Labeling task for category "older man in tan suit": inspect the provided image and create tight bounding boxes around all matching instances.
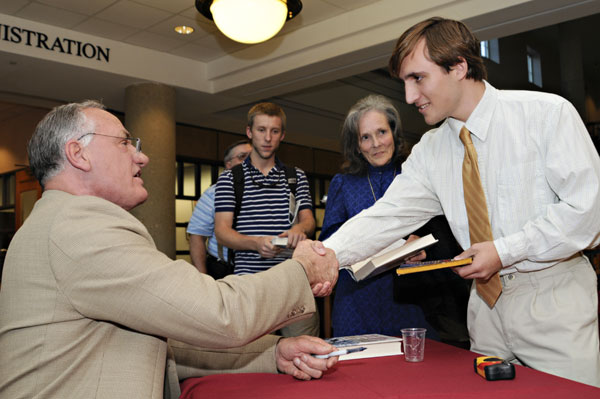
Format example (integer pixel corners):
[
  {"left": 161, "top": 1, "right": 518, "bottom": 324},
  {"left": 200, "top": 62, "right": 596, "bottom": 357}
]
[{"left": 0, "top": 101, "right": 339, "bottom": 399}]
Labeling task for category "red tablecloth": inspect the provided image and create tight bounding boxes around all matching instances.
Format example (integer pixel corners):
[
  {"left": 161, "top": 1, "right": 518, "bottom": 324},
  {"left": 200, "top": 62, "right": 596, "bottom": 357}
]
[{"left": 180, "top": 339, "right": 599, "bottom": 399}]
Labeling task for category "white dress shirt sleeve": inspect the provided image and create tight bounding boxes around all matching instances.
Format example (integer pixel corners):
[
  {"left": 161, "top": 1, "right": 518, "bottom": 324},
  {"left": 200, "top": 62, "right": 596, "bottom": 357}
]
[{"left": 493, "top": 100, "right": 600, "bottom": 268}]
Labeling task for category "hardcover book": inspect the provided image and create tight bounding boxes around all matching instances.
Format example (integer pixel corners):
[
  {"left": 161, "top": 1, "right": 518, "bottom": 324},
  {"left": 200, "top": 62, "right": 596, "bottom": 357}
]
[
  {"left": 325, "top": 334, "right": 403, "bottom": 360},
  {"left": 396, "top": 257, "right": 473, "bottom": 275},
  {"left": 344, "top": 234, "right": 438, "bottom": 282}
]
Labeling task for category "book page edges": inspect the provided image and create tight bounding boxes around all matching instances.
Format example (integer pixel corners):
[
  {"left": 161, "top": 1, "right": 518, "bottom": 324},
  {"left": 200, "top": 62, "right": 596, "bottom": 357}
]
[
  {"left": 372, "top": 234, "right": 437, "bottom": 266},
  {"left": 339, "top": 341, "right": 403, "bottom": 360}
]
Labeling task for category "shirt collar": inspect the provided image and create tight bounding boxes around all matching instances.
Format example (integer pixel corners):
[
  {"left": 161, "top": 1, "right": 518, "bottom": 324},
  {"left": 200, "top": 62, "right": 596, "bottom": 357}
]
[
  {"left": 448, "top": 80, "right": 497, "bottom": 142},
  {"left": 367, "top": 161, "right": 396, "bottom": 174},
  {"left": 244, "top": 156, "right": 283, "bottom": 174}
]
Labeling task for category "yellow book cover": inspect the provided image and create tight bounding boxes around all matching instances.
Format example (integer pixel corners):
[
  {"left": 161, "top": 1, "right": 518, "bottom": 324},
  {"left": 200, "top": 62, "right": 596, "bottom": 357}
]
[{"left": 396, "top": 258, "right": 473, "bottom": 275}]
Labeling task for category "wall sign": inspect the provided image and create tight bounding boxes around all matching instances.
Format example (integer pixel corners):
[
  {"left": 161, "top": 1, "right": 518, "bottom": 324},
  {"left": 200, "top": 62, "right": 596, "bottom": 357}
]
[{"left": 1, "top": 22, "right": 110, "bottom": 63}]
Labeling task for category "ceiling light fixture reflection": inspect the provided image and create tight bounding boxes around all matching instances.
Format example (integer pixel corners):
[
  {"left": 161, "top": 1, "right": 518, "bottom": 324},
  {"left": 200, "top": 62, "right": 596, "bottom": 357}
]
[
  {"left": 174, "top": 25, "right": 195, "bottom": 35},
  {"left": 195, "top": 0, "right": 302, "bottom": 44}
]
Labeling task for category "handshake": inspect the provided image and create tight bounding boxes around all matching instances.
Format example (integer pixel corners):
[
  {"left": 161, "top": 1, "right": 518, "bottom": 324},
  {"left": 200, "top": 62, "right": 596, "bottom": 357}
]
[{"left": 292, "top": 240, "right": 339, "bottom": 297}]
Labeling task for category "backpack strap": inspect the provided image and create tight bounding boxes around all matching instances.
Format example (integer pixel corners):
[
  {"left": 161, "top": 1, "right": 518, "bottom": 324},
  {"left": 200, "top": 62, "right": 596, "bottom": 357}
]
[
  {"left": 231, "top": 163, "right": 245, "bottom": 228},
  {"left": 283, "top": 165, "right": 297, "bottom": 196},
  {"left": 227, "top": 163, "right": 245, "bottom": 267},
  {"left": 283, "top": 165, "right": 299, "bottom": 224}
]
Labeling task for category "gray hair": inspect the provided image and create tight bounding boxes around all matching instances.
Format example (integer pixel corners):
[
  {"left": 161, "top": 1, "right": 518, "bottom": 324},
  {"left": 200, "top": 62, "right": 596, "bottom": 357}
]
[
  {"left": 223, "top": 139, "right": 250, "bottom": 164},
  {"left": 340, "top": 94, "right": 404, "bottom": 175},
  {"left": 28, "top": 100, "right": 105, "bottom": 187}
]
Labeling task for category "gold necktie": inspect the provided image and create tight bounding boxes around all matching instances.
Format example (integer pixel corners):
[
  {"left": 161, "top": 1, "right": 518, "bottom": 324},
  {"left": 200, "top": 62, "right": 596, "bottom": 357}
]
[{"left": 459, "top": 126, "right": 502, "bottom": 308}]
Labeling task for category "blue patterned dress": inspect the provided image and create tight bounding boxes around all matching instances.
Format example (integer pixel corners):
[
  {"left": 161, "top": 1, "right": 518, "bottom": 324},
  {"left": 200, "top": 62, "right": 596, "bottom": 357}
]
[{"left": 320, "top": 162, "right": 438, "bottom": 338}]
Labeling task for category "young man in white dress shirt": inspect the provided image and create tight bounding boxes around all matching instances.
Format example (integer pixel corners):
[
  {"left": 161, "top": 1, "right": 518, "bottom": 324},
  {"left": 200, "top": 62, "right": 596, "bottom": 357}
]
[{"left": 324, "top": 17, "right": 600, "bottom": 386}]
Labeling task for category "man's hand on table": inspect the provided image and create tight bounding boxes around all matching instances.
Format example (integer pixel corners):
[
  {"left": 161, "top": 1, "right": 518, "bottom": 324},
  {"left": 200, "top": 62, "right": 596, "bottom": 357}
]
[
  {"left": 276, "top": 335, "right": 338, "bottom": 380},
  {"left": 292, "top": 240, "right": 338, "bottom": 297}
]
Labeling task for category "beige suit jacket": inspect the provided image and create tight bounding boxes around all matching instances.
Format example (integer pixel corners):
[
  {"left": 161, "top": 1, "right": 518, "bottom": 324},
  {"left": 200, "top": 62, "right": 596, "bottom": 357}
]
[{"left": 0, "top": 190, "right": 314, "bottom": 398}]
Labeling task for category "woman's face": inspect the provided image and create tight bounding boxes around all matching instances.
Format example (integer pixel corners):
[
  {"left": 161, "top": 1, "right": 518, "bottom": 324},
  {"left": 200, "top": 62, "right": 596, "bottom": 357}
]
[{"left": 358, "top": 109, "right": 395, "bottom": 167}]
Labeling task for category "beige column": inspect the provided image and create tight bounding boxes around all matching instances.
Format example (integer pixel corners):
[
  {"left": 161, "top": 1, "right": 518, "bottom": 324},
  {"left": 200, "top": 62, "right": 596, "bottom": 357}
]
[{"left": 125, "top": 83, "right": 176, "bottom": 258}]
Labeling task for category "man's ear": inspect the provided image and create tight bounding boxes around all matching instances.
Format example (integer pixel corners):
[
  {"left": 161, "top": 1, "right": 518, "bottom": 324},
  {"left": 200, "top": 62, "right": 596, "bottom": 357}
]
[
  {"left": 246, "top": 126, "right": 253, "bottom": 140},
  {"left": 452, "top": 57, "right": 469, "bottom": 80},
  {"left": 64, "top": 140, "right": 91, "bottom": 172}
]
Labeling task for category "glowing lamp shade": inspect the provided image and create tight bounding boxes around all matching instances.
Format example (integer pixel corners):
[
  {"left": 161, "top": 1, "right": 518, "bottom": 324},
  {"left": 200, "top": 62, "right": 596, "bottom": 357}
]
[{"left": 210, "top": 0, "right": 287, "bottom": 44}]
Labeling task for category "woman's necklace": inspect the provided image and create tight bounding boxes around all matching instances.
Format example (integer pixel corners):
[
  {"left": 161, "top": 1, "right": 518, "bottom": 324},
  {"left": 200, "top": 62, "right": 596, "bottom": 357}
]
[{"left": 367, "top": 166, "right": 396, "bottom": 202}]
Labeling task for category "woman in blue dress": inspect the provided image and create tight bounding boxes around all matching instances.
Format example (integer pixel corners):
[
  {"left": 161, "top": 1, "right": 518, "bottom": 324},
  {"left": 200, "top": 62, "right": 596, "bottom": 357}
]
[{"left": 320, "top": 95, "right": 439, "bottom": 338}]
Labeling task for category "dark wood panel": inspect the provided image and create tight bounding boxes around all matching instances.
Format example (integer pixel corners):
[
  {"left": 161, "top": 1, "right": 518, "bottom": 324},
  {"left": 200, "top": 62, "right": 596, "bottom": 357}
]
[
  {"left": 314, "top": 149, "right": 342, "bottom": 176},
  {"left": 176, "top": 125, "right": 218, "bottom": 161}
]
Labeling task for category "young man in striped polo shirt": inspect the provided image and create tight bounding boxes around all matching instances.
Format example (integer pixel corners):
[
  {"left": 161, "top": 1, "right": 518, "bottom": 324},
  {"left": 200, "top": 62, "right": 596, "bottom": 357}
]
[{"left": 214, "top": 102, "right": 319, "bottom": 337}]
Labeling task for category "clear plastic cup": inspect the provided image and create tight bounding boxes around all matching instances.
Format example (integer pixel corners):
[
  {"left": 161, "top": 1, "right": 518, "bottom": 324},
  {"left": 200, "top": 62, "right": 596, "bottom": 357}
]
[{"left": 401, "top": 328, "right": 427, "bottom": 362}]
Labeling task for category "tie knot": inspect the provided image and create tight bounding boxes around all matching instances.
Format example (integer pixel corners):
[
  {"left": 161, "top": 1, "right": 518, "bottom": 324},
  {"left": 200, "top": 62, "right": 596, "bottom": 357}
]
[{"left": 459, "top": 126, "right": 472, "bottom": 146}]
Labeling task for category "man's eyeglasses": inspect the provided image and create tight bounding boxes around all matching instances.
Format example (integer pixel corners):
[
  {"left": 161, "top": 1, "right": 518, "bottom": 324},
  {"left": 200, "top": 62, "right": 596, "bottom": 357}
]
[
  {"left": 232, "top": 152, "right": 250, "bottom": 161},
  {"left": 77, "top": 132, "right": 142, "bottom": 153}
]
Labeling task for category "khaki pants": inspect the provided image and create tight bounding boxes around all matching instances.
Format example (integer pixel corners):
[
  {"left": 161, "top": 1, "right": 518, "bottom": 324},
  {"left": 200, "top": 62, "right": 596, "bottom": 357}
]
[{"left": 468, "top": 255, "right": 600, "bottom": 387}]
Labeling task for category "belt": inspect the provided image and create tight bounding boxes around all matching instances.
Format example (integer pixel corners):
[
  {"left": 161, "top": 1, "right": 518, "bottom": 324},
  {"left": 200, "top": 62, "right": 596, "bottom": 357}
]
[{"left": 499, "top": 255, "right": 589, "bottom": 288}]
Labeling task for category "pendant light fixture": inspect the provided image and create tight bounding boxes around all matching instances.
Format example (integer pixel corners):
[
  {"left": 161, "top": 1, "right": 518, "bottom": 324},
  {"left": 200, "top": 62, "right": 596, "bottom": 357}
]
[{"left": 195, "top": 0, "right": 302, "bottom": 44}]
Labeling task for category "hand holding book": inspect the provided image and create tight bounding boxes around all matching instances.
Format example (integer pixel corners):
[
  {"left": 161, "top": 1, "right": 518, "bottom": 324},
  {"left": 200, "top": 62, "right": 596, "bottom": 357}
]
[
  {"left": 320, "top": 334, "right": 402, "bottom": 360},
  {"left": 344, "top": 234, "right": 439, "bottom": 281},
  {"left": 313, "top": 347, "right": 367, "bottom": 359},
  {"left": 404, "top": 234, "right": 427, "bottom": 262}
]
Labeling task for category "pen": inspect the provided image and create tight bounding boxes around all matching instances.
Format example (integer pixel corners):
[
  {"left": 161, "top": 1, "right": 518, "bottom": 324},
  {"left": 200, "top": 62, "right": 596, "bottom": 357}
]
[{"left": 313, "top": 346, "right": 367, "bottom": 359}]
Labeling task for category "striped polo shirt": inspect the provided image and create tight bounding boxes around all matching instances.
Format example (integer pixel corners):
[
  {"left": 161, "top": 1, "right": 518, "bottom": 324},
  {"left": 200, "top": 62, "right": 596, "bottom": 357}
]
[{"left": 214, "top": 158, "right": 312, "bottom": 274}]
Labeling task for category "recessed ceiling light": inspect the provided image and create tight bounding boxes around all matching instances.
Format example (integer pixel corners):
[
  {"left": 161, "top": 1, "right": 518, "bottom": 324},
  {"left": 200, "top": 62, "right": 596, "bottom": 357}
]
[{"left": 174, "top": 25, "right": 195, "bottom": 35}]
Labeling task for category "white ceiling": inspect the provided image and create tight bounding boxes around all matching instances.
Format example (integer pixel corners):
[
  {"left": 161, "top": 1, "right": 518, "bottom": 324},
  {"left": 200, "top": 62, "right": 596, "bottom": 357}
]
[
  {"left": 2, "top": 0, "right": 382, "bottom": 62},
  {"left": 1, "top": 0, "right": 600, "bottom": 150}
]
